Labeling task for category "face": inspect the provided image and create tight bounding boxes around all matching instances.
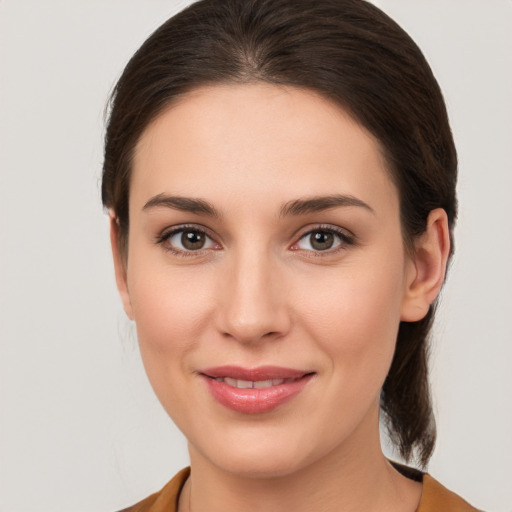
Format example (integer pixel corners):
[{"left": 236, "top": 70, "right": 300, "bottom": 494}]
[{"left": 115, "top": 83, "right": 423, "bottom": 477}]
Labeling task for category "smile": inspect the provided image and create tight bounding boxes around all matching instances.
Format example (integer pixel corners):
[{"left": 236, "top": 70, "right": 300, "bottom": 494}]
[
  {"left": 213, "top": 377, "right": 300, "bottom": 389},
  {"left": 199, "top": 366, "right": 315, "bottom": 414}
]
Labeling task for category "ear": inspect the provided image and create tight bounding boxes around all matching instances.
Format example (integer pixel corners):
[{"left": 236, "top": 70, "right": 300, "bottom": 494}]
[
  {"left": 109, "top": 212, "right": 134, "bottom": 320},
  {"left": 400, "top": 208, "right": 451, "bottom": 322}
]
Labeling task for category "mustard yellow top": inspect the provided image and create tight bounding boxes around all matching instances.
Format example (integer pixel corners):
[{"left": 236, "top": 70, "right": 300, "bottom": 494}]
[{"left": 119, "top": 467, "right": 482, "bottom": 512}]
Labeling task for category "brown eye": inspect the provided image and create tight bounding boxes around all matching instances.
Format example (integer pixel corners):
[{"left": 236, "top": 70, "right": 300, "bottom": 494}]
[
  {"left": 310, "top": 231, "right": 334, "bottom": 251},
  {"left": 181, "top": 230, "right": 206, "bottom": 250},
  {"left": 165, "top": 228, "right": 217, "bottom": 252},
  {"left": 294, "top": 227, "right": 349, "bottom": 253}
]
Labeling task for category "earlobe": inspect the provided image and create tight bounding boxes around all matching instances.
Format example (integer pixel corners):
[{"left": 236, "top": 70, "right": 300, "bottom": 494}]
[
  {"left": 109, "top": 213, "right": 134, "bottom": 320},
  {"left": 400, "top": 208, "right": 451, "bottom": 322}
]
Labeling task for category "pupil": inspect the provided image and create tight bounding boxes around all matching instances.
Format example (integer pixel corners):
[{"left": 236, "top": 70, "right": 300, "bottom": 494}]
[
  {"left": 311, "top": 231, "right": 333, "bottom": 250},
  {"left": 182, "top": 231, "right": 204, "bottom": 250}
]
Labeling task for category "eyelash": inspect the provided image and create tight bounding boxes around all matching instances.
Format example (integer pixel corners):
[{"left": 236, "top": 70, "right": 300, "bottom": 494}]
[
  {"left": 155, "top": 224, "right": 356, "bottom": 258},
  {"left": 156, "top": 224, "right": 220, "bottom": 258},
  {"left": 291, "top": 225, "right": 356, "bottom": 257}
]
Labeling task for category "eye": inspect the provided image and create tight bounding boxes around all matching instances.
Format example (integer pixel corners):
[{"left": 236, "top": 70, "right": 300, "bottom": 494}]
[
  {"left": 159, "top": 227, "right": 219, "bottom": 253},
  {"left": 297, "top": 230, "right": 341, "bottom": 251},
  {"left": 292, "top": 227, "right": 354, "bottom": 253}
]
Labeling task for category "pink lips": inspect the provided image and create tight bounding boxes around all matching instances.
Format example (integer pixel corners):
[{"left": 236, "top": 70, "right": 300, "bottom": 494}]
[{"left": 199, "top": 365, "right": 314, "bottom": 414}]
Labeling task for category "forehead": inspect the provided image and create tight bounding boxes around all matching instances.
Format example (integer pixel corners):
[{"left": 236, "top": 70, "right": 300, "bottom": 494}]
[{"left": 131, "top": 83, "right": 398, "bottom": 216}]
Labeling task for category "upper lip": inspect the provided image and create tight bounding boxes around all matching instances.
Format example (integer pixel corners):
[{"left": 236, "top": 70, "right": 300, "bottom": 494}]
[{"left": 199, "top": 365, "right": 313, "bottom": 381}]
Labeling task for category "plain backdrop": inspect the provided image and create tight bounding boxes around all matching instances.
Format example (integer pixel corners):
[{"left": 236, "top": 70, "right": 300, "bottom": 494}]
[{"left": 0, "top": 1, "right": 511, "bottom": 511}]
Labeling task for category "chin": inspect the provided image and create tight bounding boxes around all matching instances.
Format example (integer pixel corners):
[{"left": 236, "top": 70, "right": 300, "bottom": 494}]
[
  {"left": 209, "top": 448, "right": 312, "bottom": 479},
  {"left": 188, "top": 419, "right": 339, "bottom": 480}
]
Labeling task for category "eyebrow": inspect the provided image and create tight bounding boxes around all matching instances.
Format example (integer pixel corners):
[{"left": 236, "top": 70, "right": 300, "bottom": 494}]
[
  {"left": 279, "top": 194, "right": 375, "bottom": 217},
  {"left": 142, "top": 193, "right": 374, "bottom": 218},
  {"left": 142, "top": 193, "right": 221, "bottom": 218}
]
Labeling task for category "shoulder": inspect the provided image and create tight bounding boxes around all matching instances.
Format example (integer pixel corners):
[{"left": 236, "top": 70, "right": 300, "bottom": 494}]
[
  {"left": 116, "top": 465, "right": 483, "bottom": 512},
  {"left": 116, "top": 467, "right": 190, "bottom": 512},
  {"left": 390, "top": 461, "right": 482, "bottom": 511},
  {"left": 418, "top": 473, "right": 483, "bottom": 512}
]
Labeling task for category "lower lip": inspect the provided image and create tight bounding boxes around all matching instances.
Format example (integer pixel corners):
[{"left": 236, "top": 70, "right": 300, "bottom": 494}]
[{"left": 202, "top": 374, "right": 314, "bottom": 414}]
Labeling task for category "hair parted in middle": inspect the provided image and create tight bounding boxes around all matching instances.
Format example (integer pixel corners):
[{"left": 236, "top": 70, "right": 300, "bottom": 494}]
[{"left": 102, "top": 0, "right": 457, "bottom": 467}]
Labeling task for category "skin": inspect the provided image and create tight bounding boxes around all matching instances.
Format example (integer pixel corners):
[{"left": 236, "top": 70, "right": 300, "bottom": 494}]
[{"left": 110, "top": 83, "right": 450, "bottom": 512}]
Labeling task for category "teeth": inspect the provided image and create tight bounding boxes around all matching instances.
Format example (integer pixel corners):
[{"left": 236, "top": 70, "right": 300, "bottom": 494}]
[
  {"left": 218, "top": 377, "right": 293, "bottom": 389},
  {"left": 236, "top": 379, "right": 254, "bottom": 389},
  {"left": 254, "top": 379, "right": 273, "bottom": 388}
]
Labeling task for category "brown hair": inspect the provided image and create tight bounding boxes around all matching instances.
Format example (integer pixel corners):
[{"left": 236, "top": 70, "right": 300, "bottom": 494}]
[{"left": 102, "top": 0, "right": 457, "bottom": 467}]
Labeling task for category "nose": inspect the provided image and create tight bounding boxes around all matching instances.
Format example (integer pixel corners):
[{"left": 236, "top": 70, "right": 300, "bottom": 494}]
[{"left": 215, "top": 248, "right": 291, "bottom": 344}]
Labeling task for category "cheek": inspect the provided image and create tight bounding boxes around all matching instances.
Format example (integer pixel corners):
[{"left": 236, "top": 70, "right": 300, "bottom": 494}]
[
  {"left": 296, "top": 259, "right": 405, "bottom": 378},
  {"left": 125, "top": 252, "right": 219, "bottom": 412},
  {"left": 128, "top": 260, "right": 214, "bottom": 349},
  {"left": 125, "top": 261, "right": 218, "bottom": 426}
]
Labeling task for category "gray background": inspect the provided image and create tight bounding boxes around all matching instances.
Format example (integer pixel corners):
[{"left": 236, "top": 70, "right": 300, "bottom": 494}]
[{"left": 0, "top": 1, "right": 511, "bottom": 511}]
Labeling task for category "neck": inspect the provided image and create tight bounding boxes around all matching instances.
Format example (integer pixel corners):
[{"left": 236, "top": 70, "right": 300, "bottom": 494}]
[{"left": 182, "top": 407, "right": 422, "bottom": 512}]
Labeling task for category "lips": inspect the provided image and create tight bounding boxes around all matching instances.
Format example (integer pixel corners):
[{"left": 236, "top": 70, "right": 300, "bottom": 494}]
[
  {"left": 199, "top": 365, "right": 315, "bottom": 414},
  {"left": 216, "top": 377, "right": 298, "bottom": 389}
]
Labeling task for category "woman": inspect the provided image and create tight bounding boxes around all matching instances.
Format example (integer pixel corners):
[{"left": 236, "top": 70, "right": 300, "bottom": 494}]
[{"left": 102, "top": 0, "right": 480, "bottom": 510}]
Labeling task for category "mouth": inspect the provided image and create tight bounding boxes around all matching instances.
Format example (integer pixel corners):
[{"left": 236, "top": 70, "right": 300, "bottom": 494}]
[
  {"left": 199, "top": 366, "right": 315, "bottom": 414},
  {"left": 210, "top": 376, "right": 303, "bottom": 389}
]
